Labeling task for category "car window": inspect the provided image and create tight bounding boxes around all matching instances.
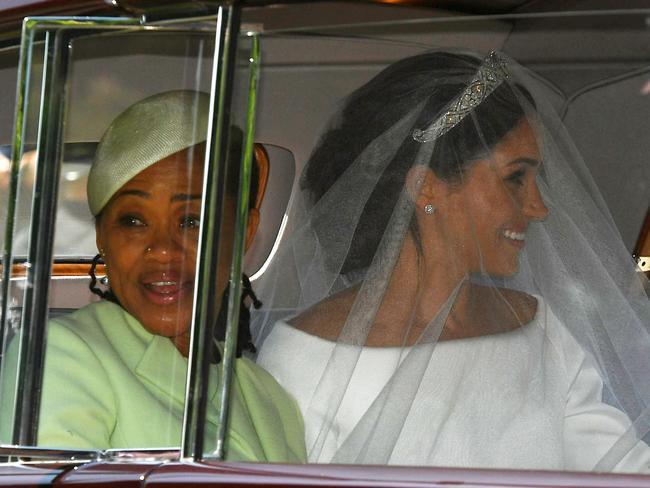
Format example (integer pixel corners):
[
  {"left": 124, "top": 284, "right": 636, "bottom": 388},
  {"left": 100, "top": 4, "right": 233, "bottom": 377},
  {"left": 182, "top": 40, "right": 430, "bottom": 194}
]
[
  {"left": 242, "top": 3, "right": 650, "bottom": 473},
  {"left": 0, "top": 32, "right": 293, "bottom": 276},
  {"left": 562, "top": 70, "right": 650, "bottom": 250},
  {"left": 0, "top": 19, "right": 257, "bottom": 457}
]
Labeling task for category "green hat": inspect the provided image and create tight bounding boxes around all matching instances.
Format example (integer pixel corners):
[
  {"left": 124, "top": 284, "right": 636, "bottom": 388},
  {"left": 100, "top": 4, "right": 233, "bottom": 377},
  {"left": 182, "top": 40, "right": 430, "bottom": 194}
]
[{"left": 87, "top": 90, "right": 209, "bottom": 215}]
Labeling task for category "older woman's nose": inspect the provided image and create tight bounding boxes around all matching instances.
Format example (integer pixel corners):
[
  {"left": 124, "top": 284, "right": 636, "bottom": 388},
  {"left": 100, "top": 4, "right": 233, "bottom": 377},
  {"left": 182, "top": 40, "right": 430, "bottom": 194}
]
[
  {"left": 524, "top": 182, "right": 549, "bottom": 221},
  {"left": 145, "top": 228, "right": 183, "bottom": 261}
]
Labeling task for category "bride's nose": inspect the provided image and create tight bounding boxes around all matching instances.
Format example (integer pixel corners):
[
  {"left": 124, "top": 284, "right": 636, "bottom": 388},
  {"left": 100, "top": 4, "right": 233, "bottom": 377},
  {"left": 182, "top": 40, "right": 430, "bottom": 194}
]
[{"left": 524, "top": 180, "right": 549, "bottom": 221}]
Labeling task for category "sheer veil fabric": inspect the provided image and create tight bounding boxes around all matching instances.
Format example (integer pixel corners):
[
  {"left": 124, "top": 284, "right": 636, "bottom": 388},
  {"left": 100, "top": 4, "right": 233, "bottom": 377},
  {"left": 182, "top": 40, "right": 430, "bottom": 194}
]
[{"left": 252, "top": 50, "right": 650, "bottom": 470}]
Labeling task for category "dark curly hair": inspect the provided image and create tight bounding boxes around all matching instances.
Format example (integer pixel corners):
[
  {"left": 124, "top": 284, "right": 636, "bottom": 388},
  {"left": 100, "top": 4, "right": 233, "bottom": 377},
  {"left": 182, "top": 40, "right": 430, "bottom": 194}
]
[{"left": 301, "top": 51, "right": 534, "bottom": 275}]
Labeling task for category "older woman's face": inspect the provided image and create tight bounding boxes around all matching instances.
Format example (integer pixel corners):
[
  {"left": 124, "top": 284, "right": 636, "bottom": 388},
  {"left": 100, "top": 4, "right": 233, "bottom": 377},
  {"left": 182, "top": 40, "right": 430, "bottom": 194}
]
[{"left": 96, "top": 149, "right": 204, "bottom": 356}]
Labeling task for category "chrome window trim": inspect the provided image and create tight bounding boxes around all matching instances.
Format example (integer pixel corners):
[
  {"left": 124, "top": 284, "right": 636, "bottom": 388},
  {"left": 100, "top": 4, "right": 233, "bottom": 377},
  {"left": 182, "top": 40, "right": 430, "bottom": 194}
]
[
  {"left": 0, "top": 15, "right": 142, "bottom": 448},
  {"left": 0, "top": 8, "right": 252, "bottom": 462}
]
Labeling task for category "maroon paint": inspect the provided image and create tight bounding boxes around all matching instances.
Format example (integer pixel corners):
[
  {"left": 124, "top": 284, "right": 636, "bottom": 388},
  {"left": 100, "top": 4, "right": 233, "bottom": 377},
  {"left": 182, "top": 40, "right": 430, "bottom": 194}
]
[
  {"left": 143, "top": 461, "right": 650, "bottom": 488},
  {"left": 0, "top": 463, "right": 67, "bottom": 487},
  {"left": 53, "top": 461, "right": 158, "bottom": 488}
]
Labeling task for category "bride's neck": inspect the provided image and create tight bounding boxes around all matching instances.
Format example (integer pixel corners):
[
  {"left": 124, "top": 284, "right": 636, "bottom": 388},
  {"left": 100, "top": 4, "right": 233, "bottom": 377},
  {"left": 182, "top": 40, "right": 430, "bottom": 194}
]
[{"left": 372, "top": 235, "right": 467, "bottom": 346}]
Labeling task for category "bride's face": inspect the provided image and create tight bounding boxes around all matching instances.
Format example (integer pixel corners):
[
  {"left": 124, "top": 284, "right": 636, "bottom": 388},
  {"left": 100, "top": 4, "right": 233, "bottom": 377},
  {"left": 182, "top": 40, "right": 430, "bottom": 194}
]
[{"left": 439, "top": 119, "right": 549, "bottom": 277}]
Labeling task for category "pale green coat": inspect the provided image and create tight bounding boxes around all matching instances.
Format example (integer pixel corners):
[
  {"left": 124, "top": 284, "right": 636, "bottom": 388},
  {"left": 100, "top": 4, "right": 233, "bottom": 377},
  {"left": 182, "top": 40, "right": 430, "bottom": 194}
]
[{"left": 0, "top": 301, "right": 306, "bottom": 462}]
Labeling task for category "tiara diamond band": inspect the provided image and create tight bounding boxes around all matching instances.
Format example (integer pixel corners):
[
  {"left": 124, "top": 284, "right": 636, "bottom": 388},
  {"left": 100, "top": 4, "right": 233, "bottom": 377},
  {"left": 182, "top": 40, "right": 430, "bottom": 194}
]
[{"left": 412, "top": 51, "right": 509, "bottom": 143}]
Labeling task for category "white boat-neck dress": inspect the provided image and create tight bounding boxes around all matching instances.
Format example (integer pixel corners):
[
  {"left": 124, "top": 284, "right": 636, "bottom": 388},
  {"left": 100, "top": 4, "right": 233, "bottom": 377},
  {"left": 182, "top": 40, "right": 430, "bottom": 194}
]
[{"left": 257, "top": 297, "right": 650, "bottom": 471}]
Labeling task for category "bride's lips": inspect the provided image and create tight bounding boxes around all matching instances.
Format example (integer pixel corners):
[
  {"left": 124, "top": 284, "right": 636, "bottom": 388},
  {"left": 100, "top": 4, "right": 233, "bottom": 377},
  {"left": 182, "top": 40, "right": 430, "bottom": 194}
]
[
  {"left": 140, "top": 272, "right": 194, "bottom": 306},
  {"left": 501, "top": 228, "right": 526, "bottom": 250}
]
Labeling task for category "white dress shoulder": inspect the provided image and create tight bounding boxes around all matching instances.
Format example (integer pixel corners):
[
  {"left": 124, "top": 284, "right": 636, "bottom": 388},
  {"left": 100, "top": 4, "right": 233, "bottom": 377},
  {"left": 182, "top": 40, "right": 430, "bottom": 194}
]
[{"left": 257, "top": 297, "right": 650, "bottom": 471}]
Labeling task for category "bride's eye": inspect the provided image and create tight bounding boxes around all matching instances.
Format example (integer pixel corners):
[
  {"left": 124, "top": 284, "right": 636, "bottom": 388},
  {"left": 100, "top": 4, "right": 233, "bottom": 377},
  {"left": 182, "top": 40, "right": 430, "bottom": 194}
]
[{"left": 505, "top": 169, "right": 525, "bottom": 186}]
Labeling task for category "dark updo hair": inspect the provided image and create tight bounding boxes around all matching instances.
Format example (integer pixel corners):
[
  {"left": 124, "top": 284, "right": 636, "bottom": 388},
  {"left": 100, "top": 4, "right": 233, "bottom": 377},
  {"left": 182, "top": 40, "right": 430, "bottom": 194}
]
[{"left": 301, "top": 51, "right": 534, "bottom": 275}]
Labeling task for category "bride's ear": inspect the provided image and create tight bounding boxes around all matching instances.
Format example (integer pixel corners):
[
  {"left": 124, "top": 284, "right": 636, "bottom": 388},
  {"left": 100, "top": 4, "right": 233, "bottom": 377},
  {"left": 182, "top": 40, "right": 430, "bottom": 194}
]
[{"left": 406, "top": 165, "right": 440, "bottom": 211}]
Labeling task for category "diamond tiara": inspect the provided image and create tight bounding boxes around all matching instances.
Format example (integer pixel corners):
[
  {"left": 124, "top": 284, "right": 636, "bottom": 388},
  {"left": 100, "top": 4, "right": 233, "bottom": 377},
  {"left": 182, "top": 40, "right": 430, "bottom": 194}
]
[{"left": 412, "top": 51, "right": 510, "bottom": 143}]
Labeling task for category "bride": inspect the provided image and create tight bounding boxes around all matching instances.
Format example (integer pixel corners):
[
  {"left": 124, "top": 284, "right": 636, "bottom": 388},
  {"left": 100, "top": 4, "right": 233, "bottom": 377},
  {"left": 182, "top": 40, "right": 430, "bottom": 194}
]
[{"left": 253, "top": 50, "right": 650, "bottom": 471}]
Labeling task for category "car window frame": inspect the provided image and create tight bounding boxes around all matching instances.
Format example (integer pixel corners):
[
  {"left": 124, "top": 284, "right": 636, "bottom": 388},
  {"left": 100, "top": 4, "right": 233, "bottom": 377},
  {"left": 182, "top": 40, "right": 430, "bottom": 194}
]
[{"left": 0, "top": 4, "right": 255, "bottom": 463}]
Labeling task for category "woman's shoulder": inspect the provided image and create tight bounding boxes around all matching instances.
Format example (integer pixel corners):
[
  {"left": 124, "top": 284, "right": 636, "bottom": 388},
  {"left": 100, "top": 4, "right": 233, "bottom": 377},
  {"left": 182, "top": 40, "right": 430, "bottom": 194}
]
[
  {"left": 256, "top": 318, "right": 336, "bottom": 383},
  {"left": 232, "top": 357, "right": 307, "bottom": 462},
  {"left": 285, "top": 285, "right": 541, "bottom": 341},
  {"left": 288, "top": 287, "right": 358, "bottom": 341},
  {"left": 51, "top": 300, "right": 123, "bottom": 328},
  {"left": 498, "top": 287, "right": 539, "bottom": 324},
  {"left": 47, "top": 301, "right": 153, "bottom": 364},
  {"left": 471, "top": 285, "right": 540, "bottom": 329},
  {"left": 48, "top": 301, "right": 117, "bottom": 340},
  {"left": 51, "top": 300, "right": 149, "bottom": 342},
  {"left": 237, "top": 356, "right": 293, "bottom": 391},
  {"left": 44, "top": 302, "right": 119, "bottom": 362}
]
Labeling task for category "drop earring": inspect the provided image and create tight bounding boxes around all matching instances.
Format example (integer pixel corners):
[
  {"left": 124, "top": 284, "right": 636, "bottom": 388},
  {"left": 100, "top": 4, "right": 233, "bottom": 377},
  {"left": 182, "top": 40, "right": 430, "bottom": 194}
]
[
  {"left": 424, "top": 203, "right": 436, "bottom": 215},
  {"left": 98, "top": 249, "right": 109, "bottom": 286},
  {"left": 89, "top": 253, "right": 113, "bottom": 300}
]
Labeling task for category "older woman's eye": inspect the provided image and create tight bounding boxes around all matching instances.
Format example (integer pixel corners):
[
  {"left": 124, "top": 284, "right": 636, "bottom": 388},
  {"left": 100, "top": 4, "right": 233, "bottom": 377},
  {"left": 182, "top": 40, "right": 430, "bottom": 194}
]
[
  {"left": 118, "top": 214, "right": 145, "bottom": 227},
  {"left": 180, "top": 215, "right": 200, "bottom": 229}
]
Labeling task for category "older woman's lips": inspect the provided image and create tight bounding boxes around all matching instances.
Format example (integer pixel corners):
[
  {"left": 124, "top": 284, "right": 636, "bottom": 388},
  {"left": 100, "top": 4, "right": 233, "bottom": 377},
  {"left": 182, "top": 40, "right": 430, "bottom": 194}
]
[{"left": 142, "top": 280, "right": 192, "bottom": 306}]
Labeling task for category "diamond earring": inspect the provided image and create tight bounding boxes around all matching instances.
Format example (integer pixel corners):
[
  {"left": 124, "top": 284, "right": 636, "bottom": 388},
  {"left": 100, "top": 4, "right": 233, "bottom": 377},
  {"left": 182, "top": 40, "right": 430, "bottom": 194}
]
[{"left": 424, "top": 204, "right": 436, "bottom": 215}]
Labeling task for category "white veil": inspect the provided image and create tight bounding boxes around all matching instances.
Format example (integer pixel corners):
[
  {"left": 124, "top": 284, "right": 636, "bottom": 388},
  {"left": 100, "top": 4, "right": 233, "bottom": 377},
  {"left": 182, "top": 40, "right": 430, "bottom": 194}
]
[{"left": 252, "top": 50, "right": 650, "bottom": 471}]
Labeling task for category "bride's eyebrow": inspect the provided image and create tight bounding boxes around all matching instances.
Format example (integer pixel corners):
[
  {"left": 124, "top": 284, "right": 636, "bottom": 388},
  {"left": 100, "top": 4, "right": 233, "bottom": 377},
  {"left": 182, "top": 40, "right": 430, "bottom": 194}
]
[{"left": 508, "top": 157, "right": 540, "bottom": 167}]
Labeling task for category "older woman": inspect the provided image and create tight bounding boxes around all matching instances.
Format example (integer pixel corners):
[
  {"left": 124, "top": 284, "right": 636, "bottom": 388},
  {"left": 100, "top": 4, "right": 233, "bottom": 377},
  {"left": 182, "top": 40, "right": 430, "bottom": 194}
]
[
  {"left": 253, "top": 51, "right": 650, "bottom": 470},
  {"left": 1, "top": 90, "right": 306, "bottom": 462}
]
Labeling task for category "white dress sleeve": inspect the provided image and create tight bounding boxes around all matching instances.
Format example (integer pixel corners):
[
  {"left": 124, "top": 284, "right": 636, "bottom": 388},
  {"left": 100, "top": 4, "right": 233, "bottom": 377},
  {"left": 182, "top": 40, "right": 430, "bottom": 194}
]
[{"left": 549, "top": 306, "right": 650, "bottom": 473}]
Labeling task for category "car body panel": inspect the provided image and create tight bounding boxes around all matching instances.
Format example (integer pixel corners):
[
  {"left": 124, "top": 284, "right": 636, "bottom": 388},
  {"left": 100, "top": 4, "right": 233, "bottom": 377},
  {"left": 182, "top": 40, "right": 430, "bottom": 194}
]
[
  {"left": 53, "top": 461, "right": 156, "bottom": 488},
  {"left": 143, "top": 461, "right": 650, "bottom": 488},
  {"left": 0, "top": 463, "right": 67, "bottom": 486}
]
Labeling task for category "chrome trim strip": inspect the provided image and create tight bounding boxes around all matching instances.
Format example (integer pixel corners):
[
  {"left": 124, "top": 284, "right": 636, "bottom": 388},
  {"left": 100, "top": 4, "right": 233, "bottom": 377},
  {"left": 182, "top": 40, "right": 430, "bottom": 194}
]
[
  {"left": 0, "top": 445, "right": 180, "bottom": 463},
  {"left": 0, "top": 444, "right": 101, "bottom": 462},
  {"left": 212, "top": 32, "right": 261, "bottom": 460},
  {"left": 182, "top": 1, "right": 242, "bottom": 461},
  {"left": 13, "top": 23, "right": 71, "bottom": 446},
  {"left": 0, "top": 15, "right": 141, "bottom": 449}
]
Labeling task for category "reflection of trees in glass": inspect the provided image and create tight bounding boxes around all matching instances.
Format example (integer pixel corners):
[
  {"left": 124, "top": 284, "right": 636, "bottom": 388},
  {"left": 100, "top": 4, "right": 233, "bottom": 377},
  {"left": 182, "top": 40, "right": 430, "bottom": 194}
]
[
  {"left": 0, "top": 150, "right": 10, "bottom": 256},
  {"left": 0, "top": 149, "right": 37, "bottom": 257},
  {"left": 54, "top": 159, "right": 96, "bottom": 258},
  {"left": 0, "top": 148, "right": 96, "bottom": 258}
]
